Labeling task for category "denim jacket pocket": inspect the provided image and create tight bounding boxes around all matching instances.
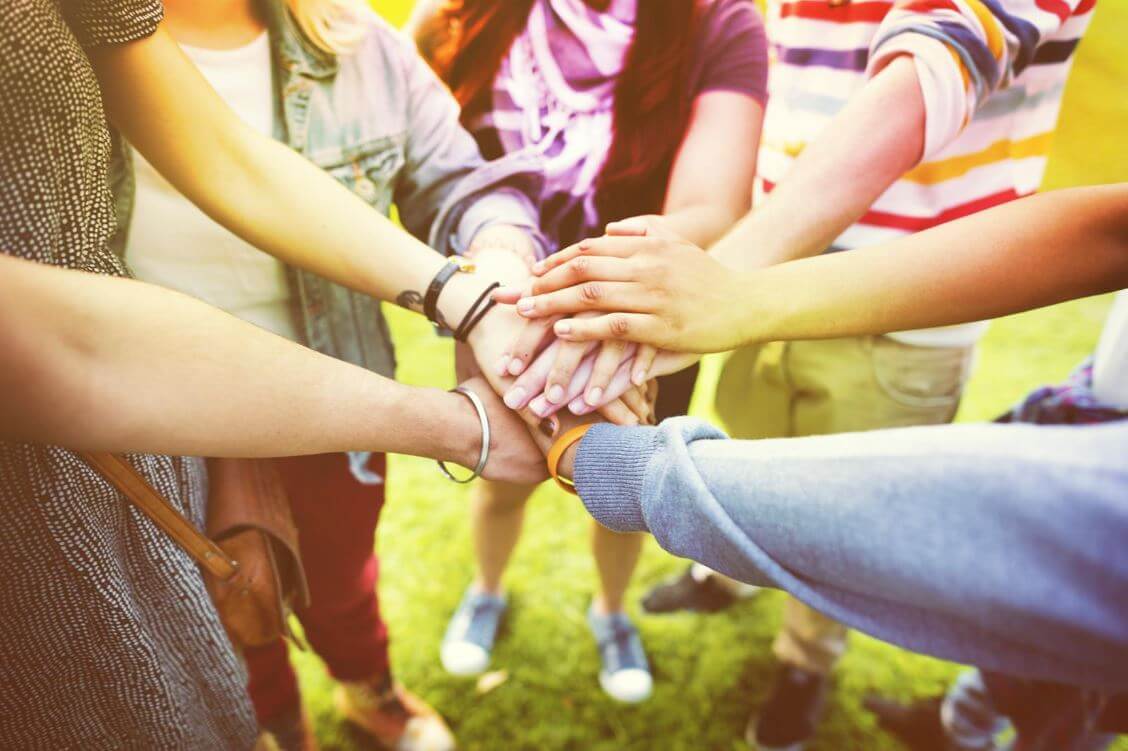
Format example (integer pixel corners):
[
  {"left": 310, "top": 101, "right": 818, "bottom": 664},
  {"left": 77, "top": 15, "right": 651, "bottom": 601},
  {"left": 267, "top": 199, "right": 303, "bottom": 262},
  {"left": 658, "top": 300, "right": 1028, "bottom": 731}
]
[
  {"left": 294, "top": 136, "right": 406, "bottom": 382},
  {"left": 318, "top": 134, "right": 407, "bottom": 212},
  {"left": 868, "top": 335, "right": 973, "bottom": 411}
]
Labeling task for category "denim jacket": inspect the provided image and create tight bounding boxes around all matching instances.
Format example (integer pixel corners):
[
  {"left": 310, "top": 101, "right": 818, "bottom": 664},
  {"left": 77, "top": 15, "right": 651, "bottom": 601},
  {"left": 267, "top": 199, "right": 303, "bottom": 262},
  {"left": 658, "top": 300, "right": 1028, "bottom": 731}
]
[{"left": 108, "top": 1, "right": 543, "bottom": 379}]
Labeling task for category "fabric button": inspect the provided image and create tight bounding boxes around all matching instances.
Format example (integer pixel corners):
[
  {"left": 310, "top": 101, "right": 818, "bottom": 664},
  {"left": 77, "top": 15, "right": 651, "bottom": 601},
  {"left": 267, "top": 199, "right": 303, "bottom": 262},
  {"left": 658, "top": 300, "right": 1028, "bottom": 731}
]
[{"left": 355, "top": 177, "right": 377, "bottom": 202}]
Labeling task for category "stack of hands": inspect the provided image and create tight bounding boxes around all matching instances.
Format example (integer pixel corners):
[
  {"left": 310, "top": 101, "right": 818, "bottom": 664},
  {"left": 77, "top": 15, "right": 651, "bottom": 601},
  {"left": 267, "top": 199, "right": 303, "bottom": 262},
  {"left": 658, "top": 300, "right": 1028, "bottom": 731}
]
[{"left": 452, "top": 218, "right": 714, "bottom": 485}]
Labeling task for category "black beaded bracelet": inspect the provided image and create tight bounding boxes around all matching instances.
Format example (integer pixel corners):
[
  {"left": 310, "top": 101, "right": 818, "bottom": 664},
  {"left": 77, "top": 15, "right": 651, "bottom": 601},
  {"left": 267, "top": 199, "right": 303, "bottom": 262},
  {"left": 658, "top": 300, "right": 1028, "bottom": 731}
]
[{"left": 454, "top": 282, "right": 501, "bottom": 342}]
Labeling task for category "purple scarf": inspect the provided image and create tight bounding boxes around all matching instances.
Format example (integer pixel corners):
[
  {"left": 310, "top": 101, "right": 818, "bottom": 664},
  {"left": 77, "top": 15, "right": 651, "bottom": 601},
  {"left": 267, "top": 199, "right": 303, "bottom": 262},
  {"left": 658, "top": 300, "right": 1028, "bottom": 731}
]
[{"left": 473, "top": 0, "right": 637, "bottom": 250}]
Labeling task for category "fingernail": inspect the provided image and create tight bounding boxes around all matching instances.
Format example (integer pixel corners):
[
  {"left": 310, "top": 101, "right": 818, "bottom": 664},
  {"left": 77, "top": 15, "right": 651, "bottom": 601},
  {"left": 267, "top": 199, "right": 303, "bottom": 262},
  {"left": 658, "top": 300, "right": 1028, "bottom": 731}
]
[
  {"left": 507, "top": 358, "right": 525, "bottom": 376},
  {"left": 546, "top": 384, "right": 565, "bottom": 404},
  {"left": 530, "top": 396, "right": 552, "bottom": 417},
  {"left": 516, "top": 298, "right": 534, "bottom": 315},
  {"left": 584, "top": 387, "right": 603, "bottom": 406},
  {"left": 496, "top": 355, "right": 511, "bottom": 376},
  {"left": 568, "top": 397, "right": 590, "bottom": 415},
  {"left": 532, "top": 261, "right": 546, "bottom": 274},
  {"left": 539, "top": 417, "right": 558, "bottom": 437},
  {"left": 532, "top": 394, "right": 559, "bottom": 417},
  {"left": 631, "top": 369, "right": 646, "bottom": 386},
  {"left": 503, "top": 386, "right": 526, "bottom": 409},
  {"left": 555, "top": 321, "right": 572, "bottom": 336}
]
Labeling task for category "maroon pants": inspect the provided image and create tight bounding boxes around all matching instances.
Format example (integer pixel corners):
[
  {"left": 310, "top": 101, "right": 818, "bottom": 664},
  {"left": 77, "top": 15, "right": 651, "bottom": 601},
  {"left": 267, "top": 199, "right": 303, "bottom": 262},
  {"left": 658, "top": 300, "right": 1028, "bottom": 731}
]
[{"left": 243, "top": 452, "right": 389, "bottom": 723}]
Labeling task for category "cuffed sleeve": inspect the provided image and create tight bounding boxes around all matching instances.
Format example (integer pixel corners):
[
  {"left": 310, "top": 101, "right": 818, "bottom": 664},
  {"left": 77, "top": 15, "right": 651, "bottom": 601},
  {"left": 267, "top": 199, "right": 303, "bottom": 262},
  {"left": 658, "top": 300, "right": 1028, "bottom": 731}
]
[
  {"left": 454, "top": 187, "right": 549, "bottom": 259},
  {"left": 867, "top": 0, "right": 1086, "bottom": 158},
  {"left": 869, "top": 32, "right": 974, "bottom": 159},
  {"left": 574, "top": 423, "right": 659, "bottom": 532}
]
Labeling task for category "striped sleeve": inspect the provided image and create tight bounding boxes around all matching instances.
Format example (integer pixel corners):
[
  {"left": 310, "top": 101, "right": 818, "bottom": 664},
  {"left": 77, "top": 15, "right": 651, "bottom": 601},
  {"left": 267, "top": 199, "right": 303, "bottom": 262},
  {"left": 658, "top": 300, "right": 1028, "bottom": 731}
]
[{"left": 867, "top": 0, "right": 1091, "bottom": 158}]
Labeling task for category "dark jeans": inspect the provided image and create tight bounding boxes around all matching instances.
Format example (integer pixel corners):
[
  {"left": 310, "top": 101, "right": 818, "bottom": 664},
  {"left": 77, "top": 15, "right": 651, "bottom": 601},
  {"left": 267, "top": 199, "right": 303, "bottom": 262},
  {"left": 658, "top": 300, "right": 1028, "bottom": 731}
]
[{"left": 243, "top": 452, "right": 389, "bottom": 723}]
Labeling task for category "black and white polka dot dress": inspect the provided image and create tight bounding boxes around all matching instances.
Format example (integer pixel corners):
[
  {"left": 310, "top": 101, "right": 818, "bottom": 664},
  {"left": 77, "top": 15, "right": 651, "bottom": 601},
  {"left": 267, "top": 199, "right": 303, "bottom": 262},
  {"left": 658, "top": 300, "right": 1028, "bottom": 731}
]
[{"left": 0, "top": 1, "right": 257, "bottom": 747}]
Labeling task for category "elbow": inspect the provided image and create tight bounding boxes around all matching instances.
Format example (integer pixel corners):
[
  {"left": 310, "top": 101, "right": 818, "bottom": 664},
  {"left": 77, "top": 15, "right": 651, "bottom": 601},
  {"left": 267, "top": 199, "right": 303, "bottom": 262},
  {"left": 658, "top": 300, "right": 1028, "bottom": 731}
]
[{"left": 1097, "top": 184, "right": 1128, "bottom": 285}]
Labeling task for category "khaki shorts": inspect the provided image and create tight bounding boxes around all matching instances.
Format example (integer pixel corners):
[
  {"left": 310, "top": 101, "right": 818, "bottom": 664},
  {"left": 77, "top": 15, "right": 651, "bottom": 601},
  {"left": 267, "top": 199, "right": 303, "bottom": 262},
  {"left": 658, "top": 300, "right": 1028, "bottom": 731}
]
[{"left": 715, "top": 335, "right": 973, "bottom": 440}]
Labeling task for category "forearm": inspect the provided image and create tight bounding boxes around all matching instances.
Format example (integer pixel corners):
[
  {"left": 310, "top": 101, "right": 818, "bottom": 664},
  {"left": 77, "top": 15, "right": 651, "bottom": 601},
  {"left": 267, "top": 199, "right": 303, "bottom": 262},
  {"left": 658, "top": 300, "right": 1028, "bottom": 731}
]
[
  {"left": 736, "top": 185, "right": 1128, "bottom": 344},
  {"left": 658, "top": 91, "right": 761, "bottom": 249},
  {"left": 573, "top": 417, "right": 1128, "bottom": 689},
  {"left": 91, "top": 28, "right": 489, "bottom": 328},
  {"left": 0, "top": 256, "right": 477, "bottom": 463},
  {"left": 710, "top": 56, "right": 924, "bottom": 271}
]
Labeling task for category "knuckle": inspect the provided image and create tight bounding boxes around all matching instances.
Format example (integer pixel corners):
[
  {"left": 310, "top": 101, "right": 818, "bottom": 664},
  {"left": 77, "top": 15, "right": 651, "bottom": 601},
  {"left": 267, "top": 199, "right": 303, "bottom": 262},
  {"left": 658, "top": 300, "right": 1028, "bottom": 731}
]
[
  {"left": 571, "top": 256, "right": 589, "bottom": 278},
  {"left": 579, "top": 282, "right": 603, "bottom": 303},
  {"left": 608, "top": 315, "right": 631, "bottom": 337}
]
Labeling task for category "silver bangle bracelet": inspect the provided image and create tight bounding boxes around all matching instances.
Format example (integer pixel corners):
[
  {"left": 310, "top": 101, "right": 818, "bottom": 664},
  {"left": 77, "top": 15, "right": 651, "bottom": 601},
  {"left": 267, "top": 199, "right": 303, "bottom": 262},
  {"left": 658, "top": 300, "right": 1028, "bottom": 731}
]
[{"left": 437, "top": 385, "right": 491, "bottom": 483}]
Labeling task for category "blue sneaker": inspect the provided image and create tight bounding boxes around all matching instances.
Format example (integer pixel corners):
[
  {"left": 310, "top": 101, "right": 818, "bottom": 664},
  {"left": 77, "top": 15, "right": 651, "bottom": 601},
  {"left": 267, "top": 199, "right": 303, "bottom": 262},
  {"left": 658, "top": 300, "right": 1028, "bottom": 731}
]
[
  {"left": 588, "top": 606, "right": 653, "bottom": 703},
  {"left": 440, "top": 586, "right": 507, "bottom": 676}
]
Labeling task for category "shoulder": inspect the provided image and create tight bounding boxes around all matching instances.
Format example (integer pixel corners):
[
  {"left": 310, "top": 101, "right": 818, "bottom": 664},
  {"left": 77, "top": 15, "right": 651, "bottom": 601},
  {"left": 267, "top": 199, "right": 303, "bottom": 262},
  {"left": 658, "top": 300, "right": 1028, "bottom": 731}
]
[
  {"left": 63, "top": 0, "right": 163, "bottom": 48},
  {"left": 695, "top": 0, "right": 767, "bottom": 47},
  {"left": 338, "top": 8, "right": 430, "bottom": 81},
  {"left": 690, "top": 0, "right": 769, "bottom": 97}
]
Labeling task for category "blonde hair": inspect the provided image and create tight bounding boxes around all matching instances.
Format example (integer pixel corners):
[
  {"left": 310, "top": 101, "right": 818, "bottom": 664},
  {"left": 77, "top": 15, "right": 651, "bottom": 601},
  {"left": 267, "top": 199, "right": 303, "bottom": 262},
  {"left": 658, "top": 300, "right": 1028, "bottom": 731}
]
[{"left": 286, "top": 0, "right": 371, "bottom": 55}]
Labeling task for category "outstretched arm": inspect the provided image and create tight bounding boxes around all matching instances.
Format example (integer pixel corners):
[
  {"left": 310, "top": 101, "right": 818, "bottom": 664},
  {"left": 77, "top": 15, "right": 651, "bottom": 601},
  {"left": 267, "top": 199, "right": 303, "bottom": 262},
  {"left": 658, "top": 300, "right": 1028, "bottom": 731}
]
[
  {"left": 560, "top": 417, "right": 1128, "bottom": 690},
  {"left": 0, "top": 255, "right": 547, "bottom": 484},
  {"left": 709, "top": 0, "right": 1090, "bottom": 271},
  {"left": 709, "top": 56, "right": 924, "bottom": 271},
  {"left": 514, "top": 184, "right": 1128, "bottom": 352},
  {"left": 90, "top": 25, "right": 493, "bottom": 329}
]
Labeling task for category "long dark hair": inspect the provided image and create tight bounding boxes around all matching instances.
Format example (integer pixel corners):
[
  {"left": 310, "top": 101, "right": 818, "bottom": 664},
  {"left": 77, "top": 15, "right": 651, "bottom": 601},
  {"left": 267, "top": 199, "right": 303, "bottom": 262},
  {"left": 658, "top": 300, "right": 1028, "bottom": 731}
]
[{"left": 419, "top": 0, "right": 701, "bottom": 223}]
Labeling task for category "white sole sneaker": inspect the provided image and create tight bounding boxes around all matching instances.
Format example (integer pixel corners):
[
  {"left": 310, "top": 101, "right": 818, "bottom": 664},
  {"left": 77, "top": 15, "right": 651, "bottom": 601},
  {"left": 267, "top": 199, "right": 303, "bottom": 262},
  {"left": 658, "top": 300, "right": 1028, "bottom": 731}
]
[
  {"left": 599, "top": 667, "right": 653, "bottom": 704},
  {"left": 440, "top": 640, "right": 490, "bottom": 677}
]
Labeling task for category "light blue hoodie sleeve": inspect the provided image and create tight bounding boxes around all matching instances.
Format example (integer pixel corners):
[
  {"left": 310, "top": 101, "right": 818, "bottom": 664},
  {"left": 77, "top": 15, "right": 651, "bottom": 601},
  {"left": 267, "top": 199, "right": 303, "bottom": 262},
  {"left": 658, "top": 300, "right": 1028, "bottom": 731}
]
[{"left": 574, "top": 417, "right": 1128, "bottom": 690}]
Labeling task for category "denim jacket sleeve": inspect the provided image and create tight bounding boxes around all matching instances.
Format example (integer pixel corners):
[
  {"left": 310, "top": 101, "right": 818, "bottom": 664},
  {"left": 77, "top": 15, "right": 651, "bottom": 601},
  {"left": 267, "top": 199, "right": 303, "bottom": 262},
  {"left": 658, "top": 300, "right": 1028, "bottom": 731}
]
[
  {"left": 385, "top": 27, "right": 546, "bottom": 257},
  {"left": 574, "top": 417, "right": 1128, "bottom": 690}
]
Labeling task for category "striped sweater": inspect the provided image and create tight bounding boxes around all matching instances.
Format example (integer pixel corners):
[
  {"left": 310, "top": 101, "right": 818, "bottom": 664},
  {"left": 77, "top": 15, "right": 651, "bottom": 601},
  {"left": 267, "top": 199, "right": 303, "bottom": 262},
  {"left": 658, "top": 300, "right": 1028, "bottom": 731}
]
[{"left": 759, "top": 0, "right": 1095, "bottom": 346}]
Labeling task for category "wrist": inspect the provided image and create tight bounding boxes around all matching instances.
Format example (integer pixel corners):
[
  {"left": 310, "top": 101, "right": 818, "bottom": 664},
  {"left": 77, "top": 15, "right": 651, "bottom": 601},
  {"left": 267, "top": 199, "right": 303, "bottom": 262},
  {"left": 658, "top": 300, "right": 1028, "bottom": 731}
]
[
  {"left": 557, "top": 442, "right": 578, "bottom": 482},
  {"left": 395, "top": 386, "right": 481, "bottom": 467},
  {"left": 463, "top": 301, "right": 506, "bottom": 353},
  {"left": 441, "top": 388, "right": 485, "bottom": 468},
  {"left": 435, "top": 271, "right": 496, "bottom": 332},
  {"left": 712, "top": 210, "right": 810, "bottom": 273},
  {"left": 726, "top": 270, "right": 771, "bottom": 347},
  {"left": 468, "top": 225, "right": 539, "bottom": 269},
  {"left": 734, "top": 267, "right": 791, "bottom": 347},
  {"left": 546, "top": 421, "right": 597, "bottom": 492}
]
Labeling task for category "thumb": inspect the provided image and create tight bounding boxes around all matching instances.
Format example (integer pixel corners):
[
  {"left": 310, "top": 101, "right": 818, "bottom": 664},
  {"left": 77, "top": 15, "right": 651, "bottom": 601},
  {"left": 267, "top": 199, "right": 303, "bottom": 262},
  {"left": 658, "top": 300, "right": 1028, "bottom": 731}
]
[
  {"left": 492, "top": 284, "right": 527, "bottom": 304},
  {"left": 605, "top": 216, "right": 650, "bottom": 236},
  {"left": 605, "top": 215, "right": 677, "bottom": 239}
]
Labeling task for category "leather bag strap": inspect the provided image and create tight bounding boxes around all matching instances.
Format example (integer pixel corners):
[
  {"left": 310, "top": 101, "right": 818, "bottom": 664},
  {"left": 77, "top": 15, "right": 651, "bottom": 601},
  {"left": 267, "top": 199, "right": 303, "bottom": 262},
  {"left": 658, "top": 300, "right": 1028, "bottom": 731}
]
[{"left": 79, "top": 451, "right": 240, "bottom": 581}]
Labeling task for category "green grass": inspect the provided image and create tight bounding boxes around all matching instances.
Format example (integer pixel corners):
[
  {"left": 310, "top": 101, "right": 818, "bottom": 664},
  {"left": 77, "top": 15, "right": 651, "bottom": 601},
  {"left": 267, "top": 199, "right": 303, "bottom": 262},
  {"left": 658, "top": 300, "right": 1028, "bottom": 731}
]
[{"left": 295, "top": 3, "right": 1128, "bottom": 748}]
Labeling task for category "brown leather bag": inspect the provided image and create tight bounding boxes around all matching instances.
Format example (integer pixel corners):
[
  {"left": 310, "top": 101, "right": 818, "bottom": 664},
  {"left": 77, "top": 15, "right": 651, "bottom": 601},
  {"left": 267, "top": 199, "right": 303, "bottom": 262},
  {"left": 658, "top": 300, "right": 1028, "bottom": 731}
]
[{"left": 80, "top": 452, "right": 309, "bottom": 649}]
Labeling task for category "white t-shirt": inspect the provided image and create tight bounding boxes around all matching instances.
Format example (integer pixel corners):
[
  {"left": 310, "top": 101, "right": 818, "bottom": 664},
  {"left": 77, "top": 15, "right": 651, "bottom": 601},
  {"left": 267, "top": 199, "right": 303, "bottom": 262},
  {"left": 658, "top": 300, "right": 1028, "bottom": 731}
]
[
  {"left": 1093, "top": 290, "right": 1128, "bottom": 409},
  {"left": 126, "top": 32, "right": 298, "bottom": 341}
]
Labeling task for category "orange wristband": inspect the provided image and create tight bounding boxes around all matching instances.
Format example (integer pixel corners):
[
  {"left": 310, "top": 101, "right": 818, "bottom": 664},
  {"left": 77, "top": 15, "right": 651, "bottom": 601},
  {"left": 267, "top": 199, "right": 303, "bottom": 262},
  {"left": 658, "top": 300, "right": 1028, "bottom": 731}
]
[{"left": 546, "top": 423, "right": 595, "bottom": 495}]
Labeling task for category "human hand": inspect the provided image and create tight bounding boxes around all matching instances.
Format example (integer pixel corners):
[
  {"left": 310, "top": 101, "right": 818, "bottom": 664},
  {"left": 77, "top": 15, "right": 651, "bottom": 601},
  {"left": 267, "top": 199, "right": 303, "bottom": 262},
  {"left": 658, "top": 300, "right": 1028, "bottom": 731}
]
[
  {"left": 455, "top": 376, "right": 549, "bottom": 484},
  {"left": 495, "top": 306, "right": 649, "bottom": 415},
  {"left": 494, "top": 218, "right": 751, "bottom": 354},
  {"left": 499, "top": 334, "right": 697, "bottom": 419},
  {"left": 469, "top": 304, "right": 648, "bottom": 426},
  {"left": 498, "top": 337, "right": 651, "bottom": 424}
]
